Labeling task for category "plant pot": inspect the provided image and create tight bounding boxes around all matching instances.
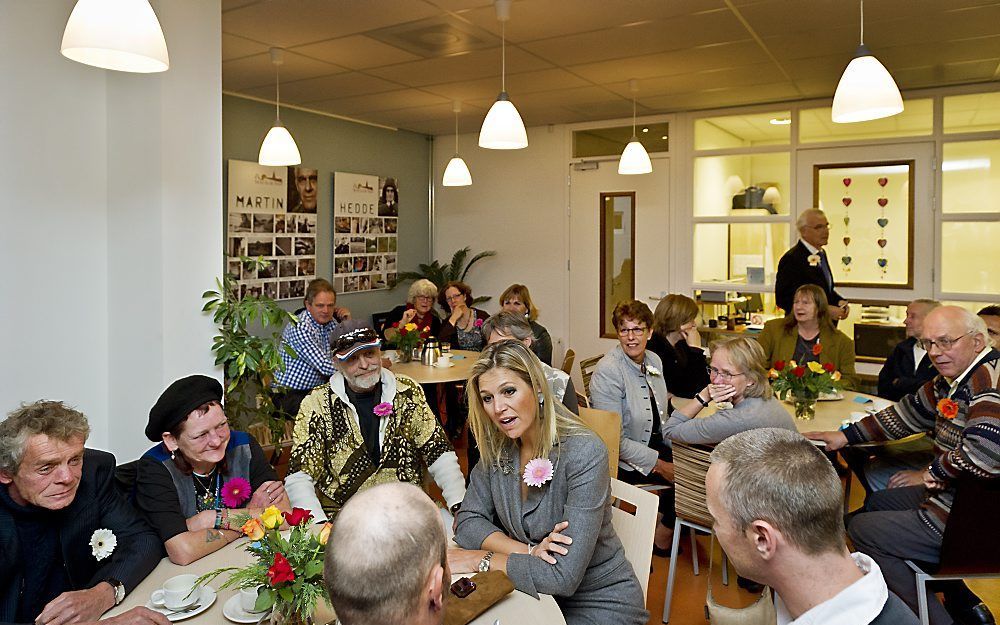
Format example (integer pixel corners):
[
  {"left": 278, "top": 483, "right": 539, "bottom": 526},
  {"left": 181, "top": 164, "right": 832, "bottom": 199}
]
[{"left": 792, "top": 393, "right": 818, "bottom": 420}]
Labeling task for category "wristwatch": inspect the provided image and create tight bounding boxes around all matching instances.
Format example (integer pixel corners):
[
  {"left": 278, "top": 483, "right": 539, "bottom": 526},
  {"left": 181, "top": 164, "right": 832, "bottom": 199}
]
[
  {"left": 695, "top": 393, "right": 710, "bottom": 408},
  {"left": 105, "top": 578, "right": 125, "bottom": 605},
  {"left": 478, "top": 551, "right": 494, "bottom": 573}
]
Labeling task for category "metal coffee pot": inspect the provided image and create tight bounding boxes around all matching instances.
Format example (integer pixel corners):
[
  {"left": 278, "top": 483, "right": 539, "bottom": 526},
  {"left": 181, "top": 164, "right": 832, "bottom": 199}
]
[{"left": 421, "top": 337, "right": 441, "bottom": 366}]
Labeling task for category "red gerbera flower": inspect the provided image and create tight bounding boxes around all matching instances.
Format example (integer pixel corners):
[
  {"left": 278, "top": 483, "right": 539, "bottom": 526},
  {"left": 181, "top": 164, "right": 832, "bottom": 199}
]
[{"left": 937, "top": 398, "right": 959, "bottom": 420}]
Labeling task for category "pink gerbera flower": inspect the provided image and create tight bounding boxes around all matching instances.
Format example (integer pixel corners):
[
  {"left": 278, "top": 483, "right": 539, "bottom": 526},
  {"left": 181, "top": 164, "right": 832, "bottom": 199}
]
[
  {"left": 222, "top": 477, "right": 251, "bottom": 508},
  {"left": 523, "top": 458, "right": 554, "bottom": 488},
  {"left": 474, "top": 318, "right": 484, "bottom": 328},
  {"left": 374, "top": 402, "right": 394, "bottom": 417}
]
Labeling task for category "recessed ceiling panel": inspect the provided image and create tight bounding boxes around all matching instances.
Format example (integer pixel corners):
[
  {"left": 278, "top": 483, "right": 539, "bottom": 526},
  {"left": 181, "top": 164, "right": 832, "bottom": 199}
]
[{"left": 292, "top": 35, "right": 423, "bottom": 69}]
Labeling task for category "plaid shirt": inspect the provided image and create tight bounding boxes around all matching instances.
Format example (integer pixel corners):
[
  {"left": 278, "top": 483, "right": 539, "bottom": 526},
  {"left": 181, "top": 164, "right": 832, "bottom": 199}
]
[{"left": 273, "top": 309, "right": 339, "bottom": 391}]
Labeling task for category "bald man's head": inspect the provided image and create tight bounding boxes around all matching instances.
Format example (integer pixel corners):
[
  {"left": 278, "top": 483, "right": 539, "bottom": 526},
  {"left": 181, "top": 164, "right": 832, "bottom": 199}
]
[{"left": 324, "top": 483, "right": 447, "bottom": 625}]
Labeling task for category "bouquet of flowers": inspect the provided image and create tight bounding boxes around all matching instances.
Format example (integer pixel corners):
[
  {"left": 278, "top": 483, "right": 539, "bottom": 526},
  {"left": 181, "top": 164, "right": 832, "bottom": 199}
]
[
  {"left": 769, "top": 344, "right": 843, "bottom": 419},
  {"left": 197, "top": 506, "right": 331, "bottom": 625},
  {"left": 385, "top": 322, "right": 430, "bottom": 358}
]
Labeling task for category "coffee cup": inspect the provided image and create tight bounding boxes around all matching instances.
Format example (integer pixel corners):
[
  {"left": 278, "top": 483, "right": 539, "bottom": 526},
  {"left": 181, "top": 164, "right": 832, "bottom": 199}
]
[
  {"left": 435, "top": 354, "right": 452, "bottom": 368},
  {"left": 239, "top": 587, "right": 265, "bottom": 613},
  {"left": 151, "top": 574, "right": 200, "bottom": 610}
]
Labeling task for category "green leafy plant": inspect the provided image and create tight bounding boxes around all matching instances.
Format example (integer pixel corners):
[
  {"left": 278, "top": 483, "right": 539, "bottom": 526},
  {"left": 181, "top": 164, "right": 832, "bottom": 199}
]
[
  {"left": 393, "top": 246, "right": 496, "bottom": 307},
  {"left": 202, "top": 257, "right": 297, "bottom": 446}
]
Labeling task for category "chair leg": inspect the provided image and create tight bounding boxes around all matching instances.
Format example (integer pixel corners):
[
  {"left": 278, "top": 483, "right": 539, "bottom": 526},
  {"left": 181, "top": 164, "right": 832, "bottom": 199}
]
[
  {"left": 916, "top": 572, "right": 929, "bottom": 625},
  {"left": 662, "top": 517, "right": 683, "bottom": 623}
]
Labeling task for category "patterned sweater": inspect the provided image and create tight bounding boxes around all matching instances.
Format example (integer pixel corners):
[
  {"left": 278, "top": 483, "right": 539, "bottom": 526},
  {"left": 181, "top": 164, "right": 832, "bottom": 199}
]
[
  {"left": 843, "top": 349, "right": 1000, "bottom": 532},
  {"left": 288, "top": 371, "right": 463, "bottom": 518}
]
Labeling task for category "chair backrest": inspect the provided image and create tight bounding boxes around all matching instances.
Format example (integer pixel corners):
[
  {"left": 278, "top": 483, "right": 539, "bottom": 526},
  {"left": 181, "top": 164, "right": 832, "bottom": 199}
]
[
  {"left": 937, "top": 474, "right": 1000, "bottom": 575},
  {"left": 672, "top": 441, "right": 716, "bottom": 528},
  {"left": 579, "top": 354, "right": 604, "bottom": 400},
  {"left": 560, "top": 348, "right": 576, "bottom": 375},
  {"left": 577, "top": 407, "right": 621, "bottom": 478},
  {"left": 371, "top": 310, "right": 395, "bottom": 337},
  {"left": 610, "top": 478, "right": 659, "bottom": 601}
]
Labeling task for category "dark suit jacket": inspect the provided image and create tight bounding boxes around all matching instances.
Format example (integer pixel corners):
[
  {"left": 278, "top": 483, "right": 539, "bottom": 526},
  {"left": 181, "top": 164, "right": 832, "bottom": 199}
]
[
  {"left": 775, "top": 241, "right": 845, "bottom": 313},
  {"left": 877, "top": 337, "right": 937, "bottom": 402},
  {"left": 0, "top": 449, "right": 163, "bottom": 624}
]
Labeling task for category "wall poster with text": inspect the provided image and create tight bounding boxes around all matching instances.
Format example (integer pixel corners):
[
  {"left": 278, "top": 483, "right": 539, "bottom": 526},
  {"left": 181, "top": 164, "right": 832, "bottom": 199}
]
[
  {"left": 332, "top": 172, "right": 398, "bottom": 293},
  {"left": 226, "top": 159, "right": 317, "bottom": 300}
]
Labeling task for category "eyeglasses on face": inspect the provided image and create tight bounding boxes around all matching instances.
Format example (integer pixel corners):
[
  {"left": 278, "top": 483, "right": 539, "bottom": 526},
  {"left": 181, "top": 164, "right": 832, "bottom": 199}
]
[
  {"left": 414, "top": 295, "right": 434, "bottom": 301},
  {"left": 706, "top": 365, "right": 744, "bottom": 381},
  {"left": 618, "top": 326, "right": 647, "bottom": 337},
  {"left": 445, "top": 293, "right": 465, "bottom": 302},
  {"left": 918, "top": 332, "right": 972, "bottom": 352}
]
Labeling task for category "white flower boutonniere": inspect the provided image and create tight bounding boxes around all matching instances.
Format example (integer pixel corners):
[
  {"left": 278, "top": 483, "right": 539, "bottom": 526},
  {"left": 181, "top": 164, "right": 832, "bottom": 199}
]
[
  {"left": 807, "top": 254, "right": 821, "bottom": 267},
  {"left": 645, "top": 365, "right": 662, "bottom": 377},
  {"left": 90, "top": 528, "right": 117, "bottom": 561}
]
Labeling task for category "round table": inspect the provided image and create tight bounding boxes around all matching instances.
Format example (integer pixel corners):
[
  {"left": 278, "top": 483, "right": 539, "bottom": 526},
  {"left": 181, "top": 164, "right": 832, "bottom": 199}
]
[
  {"left": 106, "top": 535, "right": 565, "bottom": 625},
  {"left": 387, "top": 349, "right": 479, "bottom": 384}
]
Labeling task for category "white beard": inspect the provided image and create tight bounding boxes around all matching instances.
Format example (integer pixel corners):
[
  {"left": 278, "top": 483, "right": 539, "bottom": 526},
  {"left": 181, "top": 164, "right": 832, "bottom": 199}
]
[{"left": 346, "top": 369, "right": 381, "bottom": 391}]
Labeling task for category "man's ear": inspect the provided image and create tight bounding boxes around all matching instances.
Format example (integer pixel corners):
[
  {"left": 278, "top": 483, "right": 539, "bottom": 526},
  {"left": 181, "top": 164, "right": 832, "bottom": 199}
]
[
  {"left": 427, "top": 563, "right": 446, "bottom": 613},
  {"left": 748, "top": 520, "right": 780, "bottom": 561},
  {"left": 0, "top": 470, "right": 14, "bottom": 485}
]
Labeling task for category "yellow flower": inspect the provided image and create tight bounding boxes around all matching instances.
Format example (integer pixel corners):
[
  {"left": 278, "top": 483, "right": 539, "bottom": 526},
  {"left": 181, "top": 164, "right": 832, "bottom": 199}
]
[
  {"left": 807, "top": 361, "right": 825, "bottom": 374},
  {"left": 768, "top": 368, "right": 780, "bottom": 379},
  {"left": 404, "top": 322, "right": 418, "bottom": 332},
  {"left": 261, "top": 505, "right": 283, "bottom": 530},
  {"left": 241, "top": 518, "right": 265, "bottom": 541},
  {"left": 832, "top": 371, "right": 842, "bottom": 381},
  {"left": 318, "top": 522, "right": 332, "bottom": 546}
]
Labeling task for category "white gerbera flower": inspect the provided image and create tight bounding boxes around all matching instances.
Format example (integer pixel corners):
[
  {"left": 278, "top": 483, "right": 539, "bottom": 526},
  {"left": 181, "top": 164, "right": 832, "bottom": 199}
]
[
  {"left": 90, "top": 528, "right": 117, "bottom": 561},
  {"left": 645, "top": 365, "right": 662, "bottom": 377},
  {"left": 807, "top": 254, "right": 821, "bottom": 267}
]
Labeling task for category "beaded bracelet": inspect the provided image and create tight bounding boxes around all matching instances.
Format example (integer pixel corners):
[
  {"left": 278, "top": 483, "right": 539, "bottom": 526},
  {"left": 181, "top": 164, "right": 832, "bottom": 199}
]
[{"left": 214, "top": 508, "right": 223, "bottom": 530}]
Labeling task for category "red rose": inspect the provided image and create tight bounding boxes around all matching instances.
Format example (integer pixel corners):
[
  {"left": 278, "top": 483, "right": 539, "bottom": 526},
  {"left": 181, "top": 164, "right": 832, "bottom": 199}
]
[
  {"left": 391, "top": 321, "right": 399, "bottom": 328},
  {"left": 793, "top": 366, "right": 806, "bottom": 378},
  {"left": 267, "top": 553, "right": 295, "bottom": 586},
  {"left": 283, "top": 507, "right": 312, "bottom": 527},
  {"left": 822, "top": 362, "right": 835, "bottom": 372},
  {"left": 773, "top": 360, "right": 785, "bottom": 371},
  {"left": 812, "top": 343, "right": 823, "bottom": 356}
]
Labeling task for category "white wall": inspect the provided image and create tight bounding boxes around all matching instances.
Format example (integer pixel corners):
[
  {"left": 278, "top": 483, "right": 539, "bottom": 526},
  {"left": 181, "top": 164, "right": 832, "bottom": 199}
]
[{"left": 0, "top": 0, "right": 222, "bottom": 462}]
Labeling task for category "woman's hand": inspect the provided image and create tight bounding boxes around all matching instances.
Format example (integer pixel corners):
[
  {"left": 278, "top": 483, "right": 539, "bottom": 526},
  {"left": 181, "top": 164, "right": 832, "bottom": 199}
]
[
  {"left": 186, "top": 509, "right": 217, "bottom": 532},
  {"left": 530, "top": 521, "right": 572, "bottom": 564},
  {"left": 448, "top": 303, "right": 467, "bottom": 325},
  {"left": 249, "top": 480, "right": 287, "bottom": 509},
  {"left": 707, "top": 383, "right": 738, "bottom": 404},
  {"left": 401, "top": 308, "right": 417, "bottom": 324},
  {"left": 680, "top": 322, "right": 701, "bottom": 348}
]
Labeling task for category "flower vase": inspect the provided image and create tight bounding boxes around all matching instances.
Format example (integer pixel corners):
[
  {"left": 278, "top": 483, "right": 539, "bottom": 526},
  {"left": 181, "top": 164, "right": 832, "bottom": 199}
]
[
  {"left": 792, "top": 393, "right": 818, "bottom": 420},
  {"left": 397, "top": 348, "right": 413, "bottom": 363},
  {"left": 271, "top": 609, "right": 313, "bottom": 625}
]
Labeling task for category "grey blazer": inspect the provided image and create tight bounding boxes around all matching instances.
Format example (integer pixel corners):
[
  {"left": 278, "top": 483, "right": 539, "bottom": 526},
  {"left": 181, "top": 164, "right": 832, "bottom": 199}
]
[
  {"left": 455, "top": 433, "right": 648, "bottom": 625},
  {"left": 663, "top": 396, "right": 798, "bottom": 445}
]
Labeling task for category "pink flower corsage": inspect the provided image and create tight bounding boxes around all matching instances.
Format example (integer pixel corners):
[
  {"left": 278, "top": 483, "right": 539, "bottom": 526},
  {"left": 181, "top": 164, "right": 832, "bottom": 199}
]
[
  {"left": 374, "top": 402, "right": 394, "bottom": 417},
  {"left": 523, "top": 458, "right": 554, "bottom": 488},
  {"left": 221, "top": 477, "right": 251, "bottom": 508},
  {"left": 474, "top": 318, "right": 484, "bottom": 328}
]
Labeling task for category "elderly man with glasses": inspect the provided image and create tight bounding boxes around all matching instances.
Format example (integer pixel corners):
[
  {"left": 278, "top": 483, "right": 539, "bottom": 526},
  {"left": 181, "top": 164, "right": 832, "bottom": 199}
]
[
  {"left": 805, "top": 306, "right": 1000, "bottom": 625},
  {"left": 283, "top": 320, "right": 465, "bottom": 522},
  {"left": 775, "top": 208, "right": 850, "bottom": 320}
]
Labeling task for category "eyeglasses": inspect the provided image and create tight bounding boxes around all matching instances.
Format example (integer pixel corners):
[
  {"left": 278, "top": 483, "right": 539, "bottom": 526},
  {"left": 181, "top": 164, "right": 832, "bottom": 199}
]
[
  {"left": 706, "top": 366, "right": 745, "bottom": 382},
  {"left": 618, "top": 326, "right": 648, "bottom": 337},
  {"left": 445, "top": 293, "right": 465, "bottom": 302},
  {"left": 918, "top": 332, "right": 971, "bottom": 352},
  {"left": 414, "top": 295, "right": 434, "bottom": 302},
  {"left": 333, "top": 328, "right": 379, "bottom": 352}
]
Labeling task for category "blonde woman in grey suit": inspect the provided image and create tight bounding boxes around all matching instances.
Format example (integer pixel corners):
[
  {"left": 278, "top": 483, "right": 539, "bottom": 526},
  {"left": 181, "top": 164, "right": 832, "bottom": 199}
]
[{"left": 451, "top": 341, "right": 648, "bottom": 625}]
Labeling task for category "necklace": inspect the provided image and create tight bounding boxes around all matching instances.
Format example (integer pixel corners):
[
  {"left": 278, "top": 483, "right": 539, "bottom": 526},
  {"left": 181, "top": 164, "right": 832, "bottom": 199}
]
[{"left": 193, "top": 469, "right": 220, "bottom": 511}]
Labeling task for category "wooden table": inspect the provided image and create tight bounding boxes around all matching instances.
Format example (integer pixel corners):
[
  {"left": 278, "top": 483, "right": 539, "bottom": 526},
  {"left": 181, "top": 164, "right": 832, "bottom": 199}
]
[
  {"left": 106, "top": 536, "right": 565, "bottom": 625},
  {"left": 387, "top": 349, "right": 479, "bottom": 384}
]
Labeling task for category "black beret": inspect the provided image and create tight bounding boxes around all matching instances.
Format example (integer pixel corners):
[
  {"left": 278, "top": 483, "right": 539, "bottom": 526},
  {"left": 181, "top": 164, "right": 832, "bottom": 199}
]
[{"left": 146, "top": 375, "right": 223, "bottom": 441}]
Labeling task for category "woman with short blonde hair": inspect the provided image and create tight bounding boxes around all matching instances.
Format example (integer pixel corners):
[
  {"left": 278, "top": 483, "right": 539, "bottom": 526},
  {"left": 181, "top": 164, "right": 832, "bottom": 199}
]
[
  {"left": 499, "top": 283, "right": 553, "bottom": 365},
  {"left": 381, "top": 278, "right": 441, "bottom": 343}
]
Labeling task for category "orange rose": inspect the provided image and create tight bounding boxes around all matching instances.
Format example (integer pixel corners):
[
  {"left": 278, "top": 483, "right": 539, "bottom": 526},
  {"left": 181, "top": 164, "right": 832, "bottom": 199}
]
[
  {"left": 937, "top": 398, "right": 959, "bottom": 420},
  {"left": 241, "top": 517, "right": 265, "bottom": 541},
  {"left": 318, "top": 522, "right": 332, "bottom": 546},
  {"left": 812, "top": 342, "right": 823, "bottom": 356}
]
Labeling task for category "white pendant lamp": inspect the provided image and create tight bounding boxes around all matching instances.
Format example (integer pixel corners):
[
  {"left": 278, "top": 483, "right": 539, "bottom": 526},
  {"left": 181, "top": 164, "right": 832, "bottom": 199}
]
[
  {"left": 61, "top": 0, "right": 169, "bottom": 73},
  {"left": 258, "top": 48, "right": 301, "bottom": 167},
  {"left": 831, "top": 0, "right": 903, "bottom": 123},
  {"left": 443, "top": 102, "right": 473, "bottom": 187},
  {"left": 618, "top": 80, "right": 652, "bottom": 175},
  {"left": 479, "top": 0, "right": 527, "bottom": 150}
]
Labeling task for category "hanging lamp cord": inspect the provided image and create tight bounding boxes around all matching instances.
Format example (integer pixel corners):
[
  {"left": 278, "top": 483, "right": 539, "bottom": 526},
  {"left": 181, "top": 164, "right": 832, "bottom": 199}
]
[
  {"left": 275, "top": 62, "right": 281, "bottom": 120},
  {"left": 501, "top": 20, "right": 506, "bottom": 92},
  {"left": 455, "top": 111, "right": 459, "bottom": 153},
  {"left": 859, "top": 0, "right": 865, "bottom": 45}
]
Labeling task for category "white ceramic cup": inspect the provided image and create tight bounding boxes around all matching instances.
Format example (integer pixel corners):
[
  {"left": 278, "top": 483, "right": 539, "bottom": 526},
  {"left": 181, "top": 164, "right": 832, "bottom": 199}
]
[
  {"left": 151, "top": 574, "right": 200, "bottom": 610},
  {"left": 239, "top": 587, "right": 264, "bottom": 613},
  {"left": 435, "top": 354, "right": 452, "bottom": 367}
]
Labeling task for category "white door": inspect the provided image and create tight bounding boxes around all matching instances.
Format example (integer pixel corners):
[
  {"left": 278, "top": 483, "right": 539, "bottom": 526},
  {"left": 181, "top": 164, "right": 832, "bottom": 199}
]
[{"left": 567, "top": 157, "right": 670, "bottom": 374}]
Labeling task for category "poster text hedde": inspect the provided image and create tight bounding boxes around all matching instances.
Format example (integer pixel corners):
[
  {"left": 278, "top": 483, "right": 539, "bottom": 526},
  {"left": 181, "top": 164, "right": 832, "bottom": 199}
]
[{"left": 339, "top": 202, "right": 377, "bottom": 215}]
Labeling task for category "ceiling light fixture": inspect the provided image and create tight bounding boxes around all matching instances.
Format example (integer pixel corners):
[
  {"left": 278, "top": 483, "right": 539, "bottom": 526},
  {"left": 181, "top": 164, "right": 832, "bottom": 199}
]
[
  {"left": 479, "top": 0, "right": 527, "bottom": 150},
  {"left": 443, "top": 102, "right": 473, "bottom": 187},
  {"left": 258, "top": 48, "right": 301, "bottom": 167},
  {"left": 831, "top": 0, "right": 903, "bottom": 123},
  {"left": 769, "top": 117, "right": 791, "bottom": 125},
  {"left": 61, "top": 0, "right": 169, "bottom": 73},
  {"left": 618, "top": 80, "right": 652, "bottom": 175}
]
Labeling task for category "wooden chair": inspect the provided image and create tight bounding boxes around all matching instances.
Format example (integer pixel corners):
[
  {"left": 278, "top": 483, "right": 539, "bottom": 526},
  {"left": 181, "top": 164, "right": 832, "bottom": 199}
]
[
  {"left": 577, "top": 407, "right": 621, "bottom": 479},
  {"left": 905, "top": 474, "right": 1000, "bottom": 625},
  {"left": 371, "top": 309, "right": 395, "bottom": 339},
  {"left": 663, "top": 442, "right": 730, "bottom": 623},
  {"left": 560, "top": 348, "right": 576, "bottom": 375},
  {"left": 579, "top": 354, "right": 604, "bottom": 402},
  {"left": 610, "top": 478, "right": 659, "bottom": 601}
]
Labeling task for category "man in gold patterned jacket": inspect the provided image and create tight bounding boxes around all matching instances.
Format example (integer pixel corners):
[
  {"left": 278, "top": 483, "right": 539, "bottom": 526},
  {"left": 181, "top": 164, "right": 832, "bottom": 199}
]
[{"left": 284, "top": 320, "right": 465, "bottom": 521}]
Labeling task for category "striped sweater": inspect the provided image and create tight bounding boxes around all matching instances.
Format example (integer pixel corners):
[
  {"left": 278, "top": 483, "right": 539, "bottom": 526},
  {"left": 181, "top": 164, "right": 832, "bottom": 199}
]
[{"left": 843, "top": 349, "right": 1000, "bottom": 532}]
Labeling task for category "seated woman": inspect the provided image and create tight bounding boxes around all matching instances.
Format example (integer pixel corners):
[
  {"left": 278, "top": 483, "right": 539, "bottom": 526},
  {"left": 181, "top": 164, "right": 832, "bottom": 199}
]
[
  {"left": 135, "top": 375, "right": 291, "bottom": 565},
  {"left": 662, "top": 336, "right": 796, "bottom": 444},
  {"left": 500, "top": 283, "right": 553, "bottom": 365},
  {"left": 588, "top": 300, "right": 675, "bottom": 555},
  {"left": 439, "top": 280, "right": 489, "bottom": 351},
  {"left": 381, "top": 278, "right": 441, "bottom": 344},
  {"left": 758, "top": 284, "right": 858, "bottom": 389},
  {"left": 482, "top": 311, "right": 579, "bottom": 415},
  {"left": 451, "top": 341, "right": 648, "bottom": 625},
  {"left": 648, "top": 293, "right": 710, "bottom": 398}
]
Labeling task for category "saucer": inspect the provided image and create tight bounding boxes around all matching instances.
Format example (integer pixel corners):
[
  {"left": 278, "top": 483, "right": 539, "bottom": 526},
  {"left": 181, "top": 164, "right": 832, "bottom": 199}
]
[
  {"left": 147, "top": 586, "right": 217, "bottom": 622},
  {"left": 223, "top": 594, "right": 271, "bottom": 623},
  {"left": 434, "top": 361, "right": 455, "bottom": 368}
]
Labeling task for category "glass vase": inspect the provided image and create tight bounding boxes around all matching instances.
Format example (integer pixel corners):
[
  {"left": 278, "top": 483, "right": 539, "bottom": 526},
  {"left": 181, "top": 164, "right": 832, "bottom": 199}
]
[
  {"left": 792, "top": 392, "right": 818, "bottom": 420},
  {"left": 397, "top": 348, "right": 413, "bottom": 363},
  {"left": 271, "top": 609, "right": 313, "bottom": 625}
]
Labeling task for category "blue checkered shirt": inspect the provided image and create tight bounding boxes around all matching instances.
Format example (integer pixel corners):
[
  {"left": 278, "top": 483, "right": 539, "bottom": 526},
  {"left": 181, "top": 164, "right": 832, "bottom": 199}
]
[{"left": 273, "top": 309, "right": 339, "bottom": 391}]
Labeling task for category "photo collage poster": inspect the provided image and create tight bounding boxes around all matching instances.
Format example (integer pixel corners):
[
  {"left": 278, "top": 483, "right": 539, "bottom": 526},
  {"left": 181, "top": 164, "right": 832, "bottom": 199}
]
[
  {"left": 226, "top": 160, "right": 318, "bottom": 300},
  {"left": 332, "top": 172, "right": 398, "bottom": 293}
]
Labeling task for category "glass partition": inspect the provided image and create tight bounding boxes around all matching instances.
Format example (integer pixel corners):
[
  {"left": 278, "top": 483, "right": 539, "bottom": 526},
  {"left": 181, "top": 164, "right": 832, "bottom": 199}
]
[
  {"left": 692, "top": 223, "right": 789, "bottom": 285},
  {"left": 941, "top": 222, "right": 1000, "bottom": 295},
  {"left": 693, "top": 152, "right": 790, "bottom": 217},
  {"left": 800, "top": 99, "right": 932, "bottom": 143},
  {"left": 944, "top": 92, "right": 1000, "bottom": 134},
  {"left": 694, "top": 111, "right": 791, "bottom": 150},
  {"left": 942, "top": 140, "right": 1000, "bottom": 214}
]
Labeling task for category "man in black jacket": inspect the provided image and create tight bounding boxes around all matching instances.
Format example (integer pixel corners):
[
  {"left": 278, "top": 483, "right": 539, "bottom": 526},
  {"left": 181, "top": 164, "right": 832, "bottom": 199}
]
[
  {"left": 775, "top": 208, "right": 850, "bottom": 320},
  {"left": 878, "top": 299, "right": 941, "bottom": 401},
  {"left": 0, "top": 401, "right": 167, "bottom": 625}
]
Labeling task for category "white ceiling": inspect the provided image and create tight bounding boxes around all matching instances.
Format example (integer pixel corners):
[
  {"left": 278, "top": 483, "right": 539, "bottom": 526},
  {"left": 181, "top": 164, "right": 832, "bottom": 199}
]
[{"left": 220, "top": 0, "right": 1000, "bottom": 136}]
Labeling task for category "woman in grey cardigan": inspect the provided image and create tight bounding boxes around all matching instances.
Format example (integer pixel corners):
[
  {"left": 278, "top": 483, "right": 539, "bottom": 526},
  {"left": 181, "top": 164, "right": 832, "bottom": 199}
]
[
  {"left": 663, "top": 336, "right": 796, "bottom": 445},
  {"left": 451, "top": 341, "right": 648, "bottom": 625}
]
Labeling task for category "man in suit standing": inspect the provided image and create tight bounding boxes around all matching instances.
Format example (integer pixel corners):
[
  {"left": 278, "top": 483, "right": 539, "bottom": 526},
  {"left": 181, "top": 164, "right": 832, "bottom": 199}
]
[
  {"left": 775, "top": 208, "right": 850, "bottom": 320},
  {"left": 0, "top": 401, "right": 167, "bottom": 625}
]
